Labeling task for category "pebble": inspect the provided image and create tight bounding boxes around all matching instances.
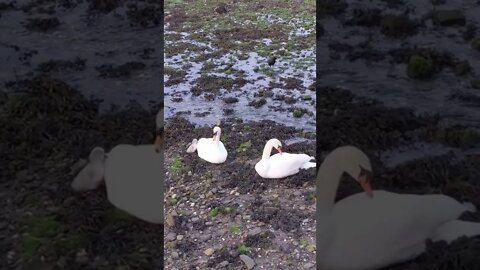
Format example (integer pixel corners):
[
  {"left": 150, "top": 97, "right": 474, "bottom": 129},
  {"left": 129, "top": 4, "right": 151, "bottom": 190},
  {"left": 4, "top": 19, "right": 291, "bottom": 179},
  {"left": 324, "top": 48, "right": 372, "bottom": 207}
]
[
  {"left": 219, "top": 260, "right": 229, "bottom": 267},
  {"left": 191, "top": 217, "right": 199, "bottom": 222},
  {"left": 75, "top": 249, "right": 89, "bottom": 264},
  {"left": 248, "top": 227, "right": 262, "bottom": 236},
  {"left": 204, "top": 248, "right": 215, "bottom": 256},
  {"left": 172, "top": 251, "right": 179, "bottom": 259},
  {"left": 303, "top": 262, "right": 315, "bottom": 269},
  {"left": 239, "top": 254, "right": 255, "bottom": 269},
  {"left": 176, "top": 234, "right": 184, "bottom": 241},
  {"left": 294, "top": 191, "right": 302, "bottom": 196},
  {"left": 166, "top": 213, "right": 176, "bottom": 227}
]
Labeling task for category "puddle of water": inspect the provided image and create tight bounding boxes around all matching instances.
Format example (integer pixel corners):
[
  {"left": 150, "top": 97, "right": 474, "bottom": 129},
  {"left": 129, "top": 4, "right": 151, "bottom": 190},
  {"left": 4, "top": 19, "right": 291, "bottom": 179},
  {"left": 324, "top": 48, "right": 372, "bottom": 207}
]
[
  {"left": 318, "top": 0, "right": 480, "bottom": 128},
  {"left": 164, "top": 10, "right": 316, "bottom": 131},
  {"left": 0, "top": 3, "right": 161, "bottom": 111}
]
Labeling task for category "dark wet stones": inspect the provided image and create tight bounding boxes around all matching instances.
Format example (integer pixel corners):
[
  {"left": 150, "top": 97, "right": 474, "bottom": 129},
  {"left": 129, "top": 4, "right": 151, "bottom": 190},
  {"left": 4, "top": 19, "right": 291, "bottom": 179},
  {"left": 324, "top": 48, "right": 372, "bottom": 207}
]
[
  {"left": 472, "top": 38, "right": 480, "bottom": 52},
  {"left": 317, "top": 0, "right": 347, "bottom": 16},
  {"left": 407, "top": 55, "right": 434, "bottom": 80},
  {"left": 453, "top": 60, "right": 471, "bottom": 76},
  {"left": 471, "top": 79, "right": 480, "bottom": 90},
  {"left": 463, "top": 23, "right": 477, "bottom": 41},
  {"left": 126, "top": 3, "right": 161, "bottom": 28},
  {"left": 95, "top": 61, "right": 146, "bottom": 78},
  {"left": 87, "top": 0, "right": 120, "bottom": 13},
  {"left": 344, "top": 9, "right": 418, "bottom": 38},
  {"left": 280, "top": 77, "right": 303, "bottom": 90},
  {"left": 214, "top": 3, "right": 227, "bottom": 14},
  {"left": 254, "top": 90, "right": 273, "bottom": 98},
  {"left": 248, "top": 98, "right": 267, "bottom": 108},
  {"left": 223, "top": 97, "right": 239, "bottom": 104},
  {"left": 345, "top": 8, "right": 382, "bottom": 27},
  {"left": 431, "top": 10, "right": 466, "bottom": 26},
  {"left": 191, "top": 75, "right": 244, "bottom": 96},
  {"left": 267, "top": 56, "right": 277, "bottom": 66},
  {"left": 430, "top": 0, "right": 446, "bottom": 5},
  {"left": 389, "top": 47, "right": 464, "bottom": 77},
  {"left": 380, "top": 14, "right": 419, "bottom": 38},
  {"left": 24, "top": 17, "right": 60, "bottom": 32},
  {"left": 36, "top": 57, "right": 86, "bottom": 73}
]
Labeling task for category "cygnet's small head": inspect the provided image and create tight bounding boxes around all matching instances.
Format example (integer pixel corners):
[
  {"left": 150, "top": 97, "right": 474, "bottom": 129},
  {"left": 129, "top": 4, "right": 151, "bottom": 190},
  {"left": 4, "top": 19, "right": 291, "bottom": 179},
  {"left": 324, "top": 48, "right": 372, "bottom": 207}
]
[
  {"left": 268, "top": 138, "right": 283, "bottom": 154},
  {"left": 336, "top": 145, "right": 373, "bottom": 197},
  {"left": 212, "top": 126, "right": 221, "bottom": 139}
]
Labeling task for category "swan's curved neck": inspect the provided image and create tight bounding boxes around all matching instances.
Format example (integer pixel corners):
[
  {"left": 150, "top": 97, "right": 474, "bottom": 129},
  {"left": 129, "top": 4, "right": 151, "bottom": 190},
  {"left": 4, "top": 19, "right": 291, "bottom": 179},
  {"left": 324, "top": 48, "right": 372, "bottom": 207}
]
[
  {"left": 213, "top": 130, "right": 221, "bottom": 142},
  {"left": 316, "top": 153, "right": 345, "bottom": 258},
  {"left": 317, "top": 155, "right": 344, "bottom": 211},
  {"left": 262, "top": 142, "right": 273, "bottom": 159}
]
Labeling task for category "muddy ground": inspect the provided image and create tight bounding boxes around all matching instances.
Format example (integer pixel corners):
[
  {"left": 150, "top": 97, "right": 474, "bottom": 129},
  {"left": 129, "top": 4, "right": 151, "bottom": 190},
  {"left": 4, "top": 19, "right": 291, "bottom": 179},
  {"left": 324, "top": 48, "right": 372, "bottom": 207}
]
[
  {"left": 318, "top": 0, "right": 480, "bottom": 269},
  {"left": 164, "top": 117, "right": 316, "bottom": 269},
  {"left": 0, "top": 0, "right": 163, "bottom": 269}
]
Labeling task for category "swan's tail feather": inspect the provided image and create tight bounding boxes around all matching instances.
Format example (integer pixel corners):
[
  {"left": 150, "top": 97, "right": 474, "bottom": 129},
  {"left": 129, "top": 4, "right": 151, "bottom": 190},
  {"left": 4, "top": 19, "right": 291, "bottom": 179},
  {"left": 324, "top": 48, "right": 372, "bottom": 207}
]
[
  {"left": 463, "top": 202, "right": 477, "bottom": 212},
  {"left": 186, "top": 139, "right": 198, "bottom": 153},
  {"left": 431, "top": 220, "right": 480, "bottom": 244},
  {"left": 301, "top": 162, "right": 316, "bottom": 169}
]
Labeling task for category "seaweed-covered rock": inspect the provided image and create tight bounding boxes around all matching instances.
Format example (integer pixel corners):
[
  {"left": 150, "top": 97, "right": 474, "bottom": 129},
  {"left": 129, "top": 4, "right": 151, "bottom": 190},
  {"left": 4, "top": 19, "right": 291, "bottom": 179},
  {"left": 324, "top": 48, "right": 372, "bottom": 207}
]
[
  {"left": 407, "top": 55, "right": 434, "bottom": 80},
  {"left": 431, "top": 10, "right": 466, "bottom": 26}
]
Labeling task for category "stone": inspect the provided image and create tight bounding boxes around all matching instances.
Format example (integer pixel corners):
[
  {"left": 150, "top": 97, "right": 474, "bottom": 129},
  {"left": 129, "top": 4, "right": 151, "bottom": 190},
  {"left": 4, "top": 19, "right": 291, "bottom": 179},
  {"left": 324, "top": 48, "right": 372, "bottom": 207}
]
[
  {"left": 165, "top": 232, "right": 176, "bottom": 242},
  {"left": 248, "top": 227, "right": 262, "bottom": 236},
  {"left": 239, "top": 254, "right": 255, "bottom": 269},
  {"left": 204, "top": 248, "right": 214, "bottom": 256},
  {"left": 431, "top": 10, "right": 466, "bottom": 26}
]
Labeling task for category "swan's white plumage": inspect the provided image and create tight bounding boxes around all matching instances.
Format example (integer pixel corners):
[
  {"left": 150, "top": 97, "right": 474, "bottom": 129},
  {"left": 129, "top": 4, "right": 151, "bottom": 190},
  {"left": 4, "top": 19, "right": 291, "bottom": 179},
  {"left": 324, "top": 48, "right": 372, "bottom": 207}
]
[
  {"left": 72, "top": 144, "right": 163, "bottom": 224},
  {"left": 187, "top": 127, "right": 227, "bottom": 164},
  {"left": 317, "top": 145, "right": 480, "bottom": 270},
  {"left": 255, "top": 138, "right": 315, "bottom": 179}
]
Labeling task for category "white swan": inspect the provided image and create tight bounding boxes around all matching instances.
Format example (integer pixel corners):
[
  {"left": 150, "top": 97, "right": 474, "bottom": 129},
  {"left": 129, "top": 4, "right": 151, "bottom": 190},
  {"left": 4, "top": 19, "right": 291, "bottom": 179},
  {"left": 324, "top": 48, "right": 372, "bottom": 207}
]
[
  {"left": 186, "top": 126, "right": 227, "bottom": 164},
  {"left": 254, "top": 138, "right": 316, "bottom": 179},
  {"left": 71, "top": 110, "right": 163, "bottom": 224},
  {"left": 317, "top": 145, "right": 480, "bottom": 270}
]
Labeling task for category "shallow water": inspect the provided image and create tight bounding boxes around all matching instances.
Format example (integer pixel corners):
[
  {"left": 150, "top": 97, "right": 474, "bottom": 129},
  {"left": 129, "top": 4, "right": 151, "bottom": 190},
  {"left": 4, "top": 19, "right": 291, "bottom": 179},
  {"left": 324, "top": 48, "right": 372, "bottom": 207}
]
[
  {"left": 318, "top": 0, "right": 480, "bottom": 129},
  {"left": 164, "top": 11, "right": 316, "bottom": 131},
  {"left": 0, "top": 1, "right": 161, "bottom": 111}
]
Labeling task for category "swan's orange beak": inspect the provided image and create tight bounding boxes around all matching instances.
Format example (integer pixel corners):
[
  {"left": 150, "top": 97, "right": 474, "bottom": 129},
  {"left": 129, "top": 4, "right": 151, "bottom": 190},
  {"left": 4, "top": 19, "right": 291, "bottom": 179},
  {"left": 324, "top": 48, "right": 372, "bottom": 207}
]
[
  {"left": 277, "top": 146, "right": 283, "bottom": 155},
  {"left": 212, "top": 132, "right": 217, "bottom": 140},
  {"left": 359, "top": 175, "right": 373, "bottom": 198}
]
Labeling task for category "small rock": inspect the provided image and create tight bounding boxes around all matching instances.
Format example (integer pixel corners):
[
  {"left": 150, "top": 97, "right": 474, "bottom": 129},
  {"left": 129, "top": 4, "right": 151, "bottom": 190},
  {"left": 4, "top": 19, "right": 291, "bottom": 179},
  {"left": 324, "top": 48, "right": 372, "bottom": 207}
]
[
  {"left": 239, "top": 254, "right": 255, "bottom": 269},
  {"left": 166, "top": 232, "right": 176, "bottom": 241},
  {"left": 204, "top": 248, "right": 215, "bottom": 256},
  {"left": 472, "top": 38, "right": 480, "bottom": 52},
  {"left": 219, "top": 261, "right": 229, "bottom": 267},
  {"left": 471, "top": 79, "right": 480, "bottom": 89},
  {"left": 172, "top": 251, "right": 179, "bottom": 259},
  {"left": 303, "top": 262, "right": 315, "bottom": 269},
  {"left": 75, "top": 249, "right": 89, "bottom": 264},
  {"left": 431, "top": 10, "right": 466, "bottom": 26},
  {"left": 248, "top": 227, "right": 262, "bottom": 236},
  {"left": 166, "top": 213, "right": 176, "bottom": 227},
  {"left": 176, "top": 235, "right": 184, "bottom": 241}
]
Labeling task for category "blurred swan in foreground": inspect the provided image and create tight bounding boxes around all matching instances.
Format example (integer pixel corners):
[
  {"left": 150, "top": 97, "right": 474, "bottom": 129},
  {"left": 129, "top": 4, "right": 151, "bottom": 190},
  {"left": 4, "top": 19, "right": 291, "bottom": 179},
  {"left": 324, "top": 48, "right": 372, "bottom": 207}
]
[
  {"left": 186, "top": 126, "right": 227, "bottom": 164},
  {"left": 316, "top": 145, "right": 480, "bottom": 270},
  {"left": 255, "top": 138, "right": 316, "bottom": 179},
  {"left": 71, "top": 109, "right": 163, "bottom": 224}
]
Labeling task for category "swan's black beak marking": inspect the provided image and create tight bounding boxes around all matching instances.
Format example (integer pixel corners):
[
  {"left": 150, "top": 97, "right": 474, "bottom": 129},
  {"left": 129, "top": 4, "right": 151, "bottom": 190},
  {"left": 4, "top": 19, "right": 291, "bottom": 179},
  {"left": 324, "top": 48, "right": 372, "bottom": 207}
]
[{"left": 212, "top": 131, "right": 217, "bottom": 139}]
